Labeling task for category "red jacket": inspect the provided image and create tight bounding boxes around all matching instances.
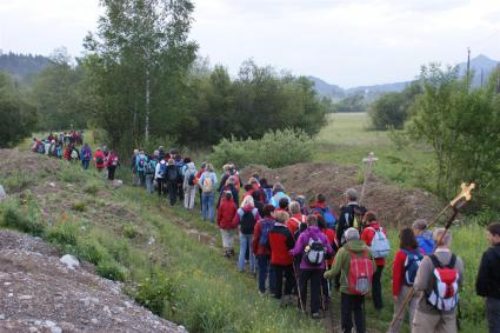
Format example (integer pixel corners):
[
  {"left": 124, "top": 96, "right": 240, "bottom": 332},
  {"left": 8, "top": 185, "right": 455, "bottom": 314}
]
[
  {"left": 94, "top": 150, "right": 105, "bottom": 169},
  {"left": 268, "top": 223, "right": 295, "bottom": 266},
  {"left": 217, "top": 198, "right": 237, "bottom": 230},
  {"left": 287, "top": 213, "right": 305, "bottom": 236},
  {"left": 107, "top": 153, "right": 119, "bottom": 167},
  {"left": 322, "top": 228, "right": 337, "bottom": 266},
  {"left": 360, "top": 221, "right": 386, "bottom": 266},
  {"left": 392, "top": 249, "right": 407, "bottom": 296},
  {"left": 252, "top": 218, "right": 274, "bottom": 256}
]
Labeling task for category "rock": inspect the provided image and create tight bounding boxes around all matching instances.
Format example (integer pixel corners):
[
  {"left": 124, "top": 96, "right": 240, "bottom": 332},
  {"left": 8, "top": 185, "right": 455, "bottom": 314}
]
[
  {"left": 147, "top": 237, "right": 155, "bottom": 246},
  {"left": 59, "top": 254, "right": 80, "bottom": 270},
  {"left": 48, "top": 182, "right": 56, "bottom": 188},
  {"left": 44, "top": 320, "right": 56, "bottom": 327},
  {"left": 111, "top": 179, "right": 123, "bottom": 188},
  {"left": 19, "top": 295, "right": 33, "bottom": 300},
  {"left": 0, "top": 185, "right": 6, "bottom": 201},
  {"left": 0, "top": 314, "right": 5, "bottom": 320},
  {"left": 90, "top": 318, "right": 99, "bottom": 325},
  {"left": 50, "top": 327, "right": 62, "bottom": 333}
]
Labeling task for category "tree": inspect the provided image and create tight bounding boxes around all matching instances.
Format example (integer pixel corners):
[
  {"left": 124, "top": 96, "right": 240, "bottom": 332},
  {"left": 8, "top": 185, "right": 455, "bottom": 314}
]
[
  {"left": 0, "top": 72, "right": 37, "bottom": 147},
  {"left": 83, "top": 0, "right": 197, "bottom": 151},
  {"left": 408, "top": 64, "right": 500, "bottom": 206}
]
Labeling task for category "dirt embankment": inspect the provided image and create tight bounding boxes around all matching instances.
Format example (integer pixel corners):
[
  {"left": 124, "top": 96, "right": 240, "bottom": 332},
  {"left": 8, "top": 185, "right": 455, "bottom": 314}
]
[{"left": 241, "top": 163, "right": 442, "bottom": 227}]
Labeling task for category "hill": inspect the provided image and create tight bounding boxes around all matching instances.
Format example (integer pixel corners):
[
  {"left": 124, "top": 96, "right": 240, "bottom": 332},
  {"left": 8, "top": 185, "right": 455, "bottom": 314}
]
[
  {"left": 310, "top": 54, "right": 500, "bottom": 101},
  {"left": 0, "top": 52, "right": 52, "bottom": 82}
]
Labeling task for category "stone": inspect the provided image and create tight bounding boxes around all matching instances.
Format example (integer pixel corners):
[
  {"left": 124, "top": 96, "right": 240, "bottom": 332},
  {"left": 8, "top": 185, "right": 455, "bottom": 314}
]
[
  {"left": 50, "top": 327, "right": 62, "bottom": 333},
  {"left": 0, "top": 314, "right": 5, "bottom": 320},
  {"left": 19, "top": 295, "right": 33, "bottom": 300},
  {"left": 91, "top": 318, "right": 99, "bottom": 325},
  {"left": 59, "top": 254, "right": 80, "bottom": 270},
  {"left": 0, "top": 185, "right": 6, "bottom": 201}
]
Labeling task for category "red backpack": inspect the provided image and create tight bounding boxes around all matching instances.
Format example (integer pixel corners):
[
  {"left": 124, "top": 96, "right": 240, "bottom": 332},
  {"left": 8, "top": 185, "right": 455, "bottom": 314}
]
[
  {"left": 426, "top": 254, "right": 459, "bottom": 311},
  {"left": 347, "top": 250, "right": 374, "bottom": 295}
]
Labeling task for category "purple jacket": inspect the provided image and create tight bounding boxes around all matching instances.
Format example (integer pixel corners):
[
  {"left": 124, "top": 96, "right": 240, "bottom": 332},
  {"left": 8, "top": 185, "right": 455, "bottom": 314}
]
[{"left": 291, "top": 226, "right": 333, "bottom": 270}]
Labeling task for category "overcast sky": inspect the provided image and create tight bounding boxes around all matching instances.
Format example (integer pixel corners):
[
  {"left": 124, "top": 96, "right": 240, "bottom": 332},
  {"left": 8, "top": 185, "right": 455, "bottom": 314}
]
[{"left": 1, "top": 0, "right": 499, "bottom": 87}]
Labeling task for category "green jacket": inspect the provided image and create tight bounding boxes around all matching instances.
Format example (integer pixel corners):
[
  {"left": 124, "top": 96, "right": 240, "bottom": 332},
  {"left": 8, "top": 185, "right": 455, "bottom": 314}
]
[{"left": 324, "top": 240, "right": 375, "bottom": 295}]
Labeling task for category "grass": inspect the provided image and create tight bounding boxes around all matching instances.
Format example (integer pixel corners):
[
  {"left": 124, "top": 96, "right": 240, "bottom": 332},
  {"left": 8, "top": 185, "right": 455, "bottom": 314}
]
[{"left": 315, "top": 113, "right": 436, "bottom": 191}]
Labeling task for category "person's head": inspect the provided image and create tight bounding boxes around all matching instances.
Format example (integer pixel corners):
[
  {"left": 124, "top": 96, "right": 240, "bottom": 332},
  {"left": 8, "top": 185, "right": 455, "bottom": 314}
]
[
  {"left": 363, "top": 211, "right": 377, "bottom": 224},
  {"left": 262, "top": 204, "right": 275, "bottom": 218},
  {"left": 316, "top": 193, "right": 326, "bottom": 203},
  {"left": 274, "top": 211, "right": 289, "bottom": 223},
  {"left": 273, "top": 183, "right": 284, "bottom": 193},
  {"left": 167, "top": 158, "right": 175, "bottom": 166},
  {"left": 344, "top": 227, "right": 360, "bottom": 242},
  {"left": 241, "top": 196, "right": 254, "bottom": 208},
  {"left": 252, "top": 190, "right": 262, "bottom": 203},
  {"left": 433, "top": 228, "right": 452, "bottom": 248},
  {"left": 244, "top": 184, "right": 253, "bottom": 192},
  {"left": 345, "top": 188, "right": 358, "bottom": 202},
  {"left": 224, "top": 191, "right": 233, "bottom": 200},
  {"left": 296, "top": 195, "right": 306, "bottom": 208},
  {"left": 227, "top": 176, "right": 235, "bottom": 185},
  {"left": 206, "top": 163, "right": 214, "bottom": 172},
  {"left": 306, "top": 214, "right": 318, "bottom": 227},
  {"left": 133, "top": 149, "right": 139, "bottom": 155},
  {"left": 279, "top": 198, "right": 289, "bottom": 210},
  {"left": 160, "top": 159, "right": 166, "bottom": 165},
  {"left": 200, "top": 162, "right": 207, "bottom": 169},
  {"left": 289, "top": 201, "right": 301, "bottom": 215},
  {"left": 183, "top": 157, "right": 191, "bottom": 164},
  {"left": 486, "top": 222, "right": 500, "bottom": 246},
  {"left": 249, "top": 177, "right": 260, "bottom": 186},
  {"left": 259, "top": 178, "right": 269, "bottom": 187},
  {"left": 399, "top": 227, "right": 418, "bottom": 250},
  {"left": 412, "top": 219, "right": 428, "bottom": 236},
  {"left": 222, "top": 164, "right": 230, "bottom": 172}
]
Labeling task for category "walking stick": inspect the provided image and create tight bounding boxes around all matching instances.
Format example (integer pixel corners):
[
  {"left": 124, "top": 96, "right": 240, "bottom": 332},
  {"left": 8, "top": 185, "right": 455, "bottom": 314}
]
[
  {"left": 387, "top": 182, "right": 475, "bottom": 332},
  {"left": 292, "top": 263, "right": 306, "bottom": 313}
]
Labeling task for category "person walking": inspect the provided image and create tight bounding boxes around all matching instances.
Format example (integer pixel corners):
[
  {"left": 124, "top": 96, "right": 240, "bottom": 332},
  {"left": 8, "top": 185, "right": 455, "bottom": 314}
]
[
  {"left": 145, "top": 155, "right": 157, "bottom": 194},
  {"left": 199, "top": 163, "right": 218, "bottom": 223},
  {"left": 412, "top": 228, "right": 464, "bottom": 333},
  {"left": 182, "top": 161, "right": 197, "bottom": 210},
  {"left": 476, "top": 222, "right": 500, "bottom": 333},
  {"left": 165, "top": 159, "right": 178, "bottom": 206},
  {"left": 336, "top": 188, "right": 367, "bottom": 246},
  {"left": 412, "top": 219, "right": 435, "bottom": 255},
  {"left": 217, "top": 191, "right": 238, "bottom": 258},
  {"left": 324, "top": 228, "right": 374, "bottom": 333},
  {"left": 291, "top": 214, "right": 333, "bottom": 318},
  {"left": 80, "top": 143, "right": 92, "bottom": 170},
  {"left": 106, "top": 150, "right": 119, "bottom": 181},
  {"left": 155, "top": 159, "right": 166, "bottom": 198},
  {"left": 233, "top": 196, "right": 260, "bottom": 273},
  {"left": 389, "top": 227, "right": 422, "bottom": 333},
  {"left": 252, "top": 204, "right": 277, "bottom": 295}
]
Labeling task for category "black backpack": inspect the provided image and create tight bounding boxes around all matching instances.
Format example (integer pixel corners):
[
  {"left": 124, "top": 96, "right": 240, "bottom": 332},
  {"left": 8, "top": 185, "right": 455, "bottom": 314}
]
[
  {"left": 187, "top": 172, "right": 196, "bottom": 186},
  {"left": 240, "top": 209, "right": 257, "bottom": 234},
  {"left": 167, "top": 166, "right": 178, "bottom": 182}
]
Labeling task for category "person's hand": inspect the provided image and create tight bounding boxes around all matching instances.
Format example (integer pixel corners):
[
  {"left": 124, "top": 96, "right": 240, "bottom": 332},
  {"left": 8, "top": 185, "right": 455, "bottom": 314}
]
[{"left": 393, "top": 295, "right": 398, "bottom": 303}]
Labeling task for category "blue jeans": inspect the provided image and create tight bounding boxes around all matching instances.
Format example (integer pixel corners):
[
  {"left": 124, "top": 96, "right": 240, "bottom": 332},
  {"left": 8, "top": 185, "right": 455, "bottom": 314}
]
[
  {"left": 201, "top": 192, "right": 215, "bottom": 222},
  {"left": 82, "top": 159, "right": 90, "bottom": 170},
  {"left": 257, "top": 254, "right": 276, "bottom": 294},
  {"left": 238, "top": 233, "right": 255, "bottom": 272}
]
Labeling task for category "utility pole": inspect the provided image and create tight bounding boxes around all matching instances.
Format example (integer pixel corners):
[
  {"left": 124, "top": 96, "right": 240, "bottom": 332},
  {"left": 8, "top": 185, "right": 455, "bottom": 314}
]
[{"left": 466, "top": 47, "right": 471, "bottom": 90}]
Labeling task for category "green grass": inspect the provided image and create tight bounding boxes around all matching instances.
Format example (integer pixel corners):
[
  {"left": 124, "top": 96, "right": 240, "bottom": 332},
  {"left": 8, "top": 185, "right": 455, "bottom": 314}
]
[{"left": 315, "top": 113, "right": 436, "bottom": 191}]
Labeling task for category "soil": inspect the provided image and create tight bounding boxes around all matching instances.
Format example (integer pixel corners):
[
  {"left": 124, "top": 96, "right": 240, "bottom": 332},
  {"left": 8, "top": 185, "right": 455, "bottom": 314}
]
[{"left": 241, "top": 163, "right": 442, "bottom": 227}]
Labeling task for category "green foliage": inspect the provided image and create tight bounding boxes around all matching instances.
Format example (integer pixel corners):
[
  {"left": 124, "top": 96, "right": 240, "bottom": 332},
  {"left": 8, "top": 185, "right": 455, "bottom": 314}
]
[
  {"left": 134, "top": 270, "right": 176, "bottom": 317},
  {"left": 332, "top": 93, "right": 367, "bottom": 113},
  {"left": 210, "top": 128, "right": 314, "bottom": 169},
  {"left": 96, "top": 259, "right": 127, "bottom": 281},
  {"left": 408, "top": 65, "right": 500, "bottom": 206},
  {"left": 1, "top": 204, "right": 45, "bottom": 236},
  {"left": 46, "top": 222, "right": 79, "bottom": 246},
  {"left": 122, "top": 223, "right": 138, "bottom": 239},
  {"left": 71, "top": 201, "right": 86, "bottom": 212},
  {"left": 0, "top": 170, "right": 36, "bottom": 193},
  {"left": 83, "top": 180, "right": 100, "bottom": 196},
  {"left": 369, "top": 81, "right": 422, "bottom": 130},
  {"left": 0, "top": 72, "right": 37, "bottom": 147}
]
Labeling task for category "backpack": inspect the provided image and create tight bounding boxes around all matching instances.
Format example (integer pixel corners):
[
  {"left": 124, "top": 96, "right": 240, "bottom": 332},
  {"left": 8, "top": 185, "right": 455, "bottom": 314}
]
[
  {"left": 37, "top": 143, "right": 45, "bottom": 154},
  {"left": 347, "top": 250, "right": 374, "bottom": 295},
  {"left": 96, "top": 156, "right": 104, "bottom": 165},
  {"left": 83, "top": 149, "right": 91, "bottom": 160},
  {"left": 176, "top": 165, "right": 184, "bottom": 183},
  {"left": 259, "top": 219, "right": 274, "bottom": 247},
  {"left": 110, "top": 156, "right": 119, "bottom": 166},
  {"left": 340, "top": 205, "right": 367, "bottom": 244},
  {"left": 239, "top": 209, "right": 257, "bottom": 234},
  {"left": 305, "top": 238, "right": 325, "bottom": 266},
  {"left": 201, "top": 175, "right": 214, "bottom": 193},
  {"left": 313, "top": 207, "right": 336, "bottom": 229},
  {"left": 159, "top": 163, "right": 167, "bottom": 178},
  {"left": 366, "top": 227, "right": 390, "bottom": 258},
  {"left": 263, "top": 188, "right": 273, "bottom": 204},
  {"left": 71, "top": 149, "right": 79, "bottom": 160},
  {"left": 145, "top": 159, "right": 156, "bottom": 175},
  {"left": 137, "top": 156, "right": 147, "bottom": 171},
  {"left": 402, "top": 249, "right": 423, "bottom": 286},
  {"left": 167, "top": 166, "right": 178, "bottom": 182},
  {"left": 187, "top": 172, "right": 196, "bottom": 186},
  {"left": 417, "top": 234, "right": 435, "bottom": 255},
  {"left": 426, "top": 254, "right": 460, "bottom": 311}
]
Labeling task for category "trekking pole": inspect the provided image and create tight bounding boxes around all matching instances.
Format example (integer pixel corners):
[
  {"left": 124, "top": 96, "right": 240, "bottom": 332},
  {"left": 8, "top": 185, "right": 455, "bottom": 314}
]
[
  {"left": 292, "top": 263, "right": 306, "bottom": 313},
  {"left": 388, "top": 183, "right": 475, "bottom": 332}
]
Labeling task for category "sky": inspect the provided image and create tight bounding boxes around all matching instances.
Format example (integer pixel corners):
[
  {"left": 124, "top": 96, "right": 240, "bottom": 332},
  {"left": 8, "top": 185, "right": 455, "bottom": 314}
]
[{"left": 1, "top": 0, "right": 500, "bottom": 87}]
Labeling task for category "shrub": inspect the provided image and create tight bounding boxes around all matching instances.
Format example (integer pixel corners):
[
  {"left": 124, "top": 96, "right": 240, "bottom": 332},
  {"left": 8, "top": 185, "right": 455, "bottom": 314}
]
[
  {"left": 71, "top": 201, "right": 86, "bottom": 212},
  {"left": 96, "top": 259, "right": 127, "bottom": 281},
  {"left": 83, "top": 181, "right": 100, "bottom": 196},
  {"left": 123, "top": 224, "right": 138, "bottom": 239},
  {"left": 76, "top": 238, "right": 108, "bottom": 265},
  {"left": 46, "top": 221, "right": 79, "bottom": 246},
  {"left": 210, "top": 128, "right": 314, "bottom": 169},
  {"left": 134, "top": 270, "right": 176, "bottom": 317},
  {"left": 2, "top": 205, "right": 45, "bottom": 236}
]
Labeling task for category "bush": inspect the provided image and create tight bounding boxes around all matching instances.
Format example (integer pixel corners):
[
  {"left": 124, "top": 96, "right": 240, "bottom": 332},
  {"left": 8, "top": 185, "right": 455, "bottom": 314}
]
[
  {"left": 96, "top": 259, "right": 127, "bottom": 281},
  {"left": 46, "top": 221, "right": 79, "bottom": 246},
  {"left": 369, "top": 92, "right": 407, "bottom": 130},
  {"left": 71, "top": 201, "right": 86, "bottom": 212},
  {"left": 123, "top": 224, "right": 138, "bottom": 239},
  {"left": 134, "top": 270, "right": 176, "bottom": 317},
  {"left": 76, "top": 238, "right": 108, "bottom": 265},
  {"left": 210, "top": 128, "right": 314, "bottom": 169},
  {"left": 1, "top": 205, "right": 45, "bottom": 236}
]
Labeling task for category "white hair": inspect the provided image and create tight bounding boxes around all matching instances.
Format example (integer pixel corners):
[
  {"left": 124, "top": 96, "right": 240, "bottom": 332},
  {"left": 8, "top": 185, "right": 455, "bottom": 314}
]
[{"left": 240, "top": 196, "right": 255, "bottom": 208}]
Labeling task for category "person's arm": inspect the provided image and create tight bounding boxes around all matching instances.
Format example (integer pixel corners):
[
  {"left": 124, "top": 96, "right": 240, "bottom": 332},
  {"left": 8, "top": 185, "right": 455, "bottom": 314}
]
[
  {"left": 324, "top": 248, "right": 345, "bottom": 279},
  {"left": 286, "top": 230, "right": 295, "bottom": 250},
  {"left": 413, "top": 256, "right": 432, "bottom": 292},
  {"left": 360, "top": 227, "right": 373, "bottom": 247},
  {"left": 253, "top": 222, "right": 261, "bottom": 253},
  {"left": 290, "top": 234, "right": 304, "bottom": 256},
  {"left": 476, "top": 251, "right": 489, "bottom": 297},
  {"left": 392, "top": 250, "right": 405, "bottom": 297}
]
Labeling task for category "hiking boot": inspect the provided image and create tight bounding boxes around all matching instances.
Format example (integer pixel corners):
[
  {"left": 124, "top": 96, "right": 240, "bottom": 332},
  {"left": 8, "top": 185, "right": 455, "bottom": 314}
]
[{"left": 311, "top": 312, "right": 321, "bottom": 320}]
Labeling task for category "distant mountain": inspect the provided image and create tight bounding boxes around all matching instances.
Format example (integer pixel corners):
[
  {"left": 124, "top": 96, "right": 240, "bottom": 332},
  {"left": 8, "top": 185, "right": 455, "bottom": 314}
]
[
  {"left": 310, "top": 54, "right": 499, "bottom": 102},
  {"left": 0, "top": 52, "right": 52, "bottom": 83}
]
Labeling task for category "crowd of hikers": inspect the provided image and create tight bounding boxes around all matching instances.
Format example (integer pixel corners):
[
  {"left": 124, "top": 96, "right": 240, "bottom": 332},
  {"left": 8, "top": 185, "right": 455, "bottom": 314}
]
[{"left": 31, "top": 139, "right": 500, "bottom": 333}]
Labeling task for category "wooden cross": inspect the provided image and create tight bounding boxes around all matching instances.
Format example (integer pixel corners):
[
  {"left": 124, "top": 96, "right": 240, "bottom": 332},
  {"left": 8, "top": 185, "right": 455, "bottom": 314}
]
[
  {"left": 450, "top": 182, "right": 476, "bottom": 207},
  {"left": 359, "top": 152, "right": 378, "bottom": 204}
]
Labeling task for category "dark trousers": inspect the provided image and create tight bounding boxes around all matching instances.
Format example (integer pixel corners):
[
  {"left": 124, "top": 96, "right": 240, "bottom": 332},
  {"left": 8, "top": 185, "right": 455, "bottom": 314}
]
[
  {"left": 372, "top": 265, "right": 384, "bottom": 310},
  {"left": 177, "top": 182, "right": 184, "bottom": 201},
  {"left": 487, "top": 297, "right": 500, "bottom": 333},
  {"left": 257, "top": 255, "right": 276, "bottom": 294},
  {"left": 272, "top": 264, "right": 294, "bottom": 299},
  {"left": 167, "top": 181, "right": 177, "bottom": 205},
  {"left": 157, "top": 178, "right": 165, "bottom": 197},
  {"left": 107, "top": 166, "right": 116, "bottom": 180},
  {"left": 341, "top": 293, "right": 365, "bottom": 333},
  {"left": 300, "top": 269, "right": 322, "bottom": 314}
]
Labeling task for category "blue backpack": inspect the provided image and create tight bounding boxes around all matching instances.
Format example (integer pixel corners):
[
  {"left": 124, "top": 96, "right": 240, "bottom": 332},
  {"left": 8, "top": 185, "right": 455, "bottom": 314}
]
[
  {"left": 159, "top": 163, "right": 167, "bottom": 178},
  {"left": 263, "top": 188, "right": 273, "bottom": 204},
  {"left": 417, "top": 234, "right": 435, "bottom": 255},
  {"left": 259, "top": 218, "right": 275, "bottom": 247},
  {"left": 402, "top": 249, "right": 423, "bottom": 286},
  {"left": 314, "top": 207, "right": 336, "bottom": 229}
]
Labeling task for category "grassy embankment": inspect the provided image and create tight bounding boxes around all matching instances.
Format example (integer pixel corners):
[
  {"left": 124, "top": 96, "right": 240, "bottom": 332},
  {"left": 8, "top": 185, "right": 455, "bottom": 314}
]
[{"left": 0, "top": 156, "right": 322, "bottom": 333}]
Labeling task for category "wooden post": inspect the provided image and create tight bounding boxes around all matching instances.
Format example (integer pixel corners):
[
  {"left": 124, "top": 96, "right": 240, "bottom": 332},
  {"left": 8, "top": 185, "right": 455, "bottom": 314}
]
[{"left": 360, "top": 152, "right": 378, "bottom": 204}]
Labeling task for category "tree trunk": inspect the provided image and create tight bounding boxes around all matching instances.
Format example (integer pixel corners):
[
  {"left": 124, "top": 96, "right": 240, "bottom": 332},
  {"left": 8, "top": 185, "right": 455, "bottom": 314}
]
[{"left": 145, "top": 68, "right": 150, "bottom": 143}]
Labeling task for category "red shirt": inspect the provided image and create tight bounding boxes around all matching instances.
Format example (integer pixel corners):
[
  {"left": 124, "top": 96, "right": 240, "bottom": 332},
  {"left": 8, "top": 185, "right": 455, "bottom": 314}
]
[
  {"left": 217, "top": 198, "right": 237, "bottom": 230},
  {"left": 252, "top": 219, "right": 273, "bottom": 256},
  {"left": 360, "top": 221, "right": 386, "bottom": 266},
  {"left": 392, "top": 249, "right": 407, "bottom": 296},
  {"left": 268, "top": 223, "right": 294, "bottom": 266},
  {"left": 287, "top": 213, "right": 305, "bottom": 236}
]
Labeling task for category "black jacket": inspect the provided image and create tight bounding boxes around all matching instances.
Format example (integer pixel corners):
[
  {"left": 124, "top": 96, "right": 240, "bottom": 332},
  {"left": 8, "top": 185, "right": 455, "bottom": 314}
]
[
  {"left": 336, "top": 202, "right": 366, "bottom": 245},
  {"left": 476, "top": 243, "right": 500, "bottom": 299}
]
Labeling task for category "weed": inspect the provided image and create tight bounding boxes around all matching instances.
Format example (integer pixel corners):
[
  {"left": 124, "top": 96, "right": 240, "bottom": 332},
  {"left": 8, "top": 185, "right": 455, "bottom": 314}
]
[
  {"left": 96, "top": 259, "right": 127, "bottom": 281},
  {"left": 134, "top": 270, "right": 176, "bottom": 317},
  {"left": 123, "top": 223, "right": 138, "bottom": 239},
  {"left": 46, "top": 221, "right": 79, "bottom": 246},
  {"left": 71, "top": 201, "right": 86, "bottom": 212},
  {"left": 83, "top": 181, "right": 100, "bottom": 196},
  {"left": 1, "top": 204, "right": 45, "bottom": 236}
]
